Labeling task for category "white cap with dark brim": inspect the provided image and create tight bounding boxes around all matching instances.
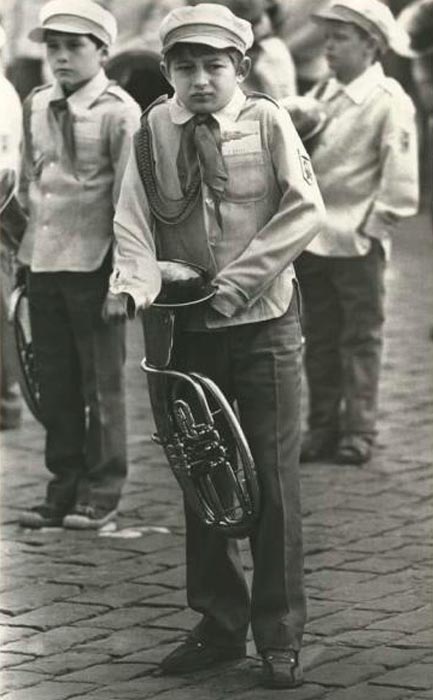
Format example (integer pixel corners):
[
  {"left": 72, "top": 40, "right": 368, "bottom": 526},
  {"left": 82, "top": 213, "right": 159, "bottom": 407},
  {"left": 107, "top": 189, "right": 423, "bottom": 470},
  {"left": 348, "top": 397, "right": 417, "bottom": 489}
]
[
  {"left": 159, "top": 3, "right": 254, "bottom": 56},
  {"left": 312, "top": 0, "right": 410, "bottom": 55},
  {"left": 28, "top": 0, "right": 117, "bottom": 46}
]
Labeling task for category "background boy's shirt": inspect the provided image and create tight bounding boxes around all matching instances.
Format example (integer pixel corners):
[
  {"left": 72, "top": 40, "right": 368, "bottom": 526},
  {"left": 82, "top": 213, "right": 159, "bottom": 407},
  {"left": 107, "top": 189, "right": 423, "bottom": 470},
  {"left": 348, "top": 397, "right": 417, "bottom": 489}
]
[
  {"left": 0, "top": 74, "right": 22, "bottom": 173},
  {"left": 305, "top": 62, "right": 419, "bottom": 260},
  {"left": 111, "top": 87, "right": 325, "bottom": 328},
  {"left": 18, "top": 69, "right": 141, "bottom": 272}
]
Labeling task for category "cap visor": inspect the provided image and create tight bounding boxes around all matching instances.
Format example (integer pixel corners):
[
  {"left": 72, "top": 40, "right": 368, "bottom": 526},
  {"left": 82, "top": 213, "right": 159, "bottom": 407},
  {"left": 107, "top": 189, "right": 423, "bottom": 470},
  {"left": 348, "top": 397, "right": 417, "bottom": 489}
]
[
  {"left": 28, "top": 22, "right": 91, "bottom": 43},
  {"left": 311, "top": 9, "right": 349, "bottom": 23},
  {"left": 162, "top": 35, "right": 241, "bottom": 54}
]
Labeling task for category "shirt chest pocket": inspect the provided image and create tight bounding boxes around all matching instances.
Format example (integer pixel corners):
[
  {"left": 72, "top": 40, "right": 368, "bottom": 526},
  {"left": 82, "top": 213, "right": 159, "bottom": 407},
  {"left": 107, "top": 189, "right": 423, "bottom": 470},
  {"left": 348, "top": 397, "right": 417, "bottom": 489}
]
[
  {"left": 223, "top": 152, "right": 269, "bottom": 202},
  {"left": 73, "top": 116, "right": 103, "bottom": 173}
]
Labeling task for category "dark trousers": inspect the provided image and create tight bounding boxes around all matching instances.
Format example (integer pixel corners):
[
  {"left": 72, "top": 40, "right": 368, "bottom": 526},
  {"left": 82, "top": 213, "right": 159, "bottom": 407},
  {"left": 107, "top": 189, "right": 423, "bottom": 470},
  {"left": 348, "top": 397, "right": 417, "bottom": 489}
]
[
  {"left": 295, "top": 242, "right": 385, "bottom": 440},
  {"left": 172, "top": 291, "right": 306, "bottom": 653},
  {"left": 28, "top": 262, "right": 127, "bottom": 511}
]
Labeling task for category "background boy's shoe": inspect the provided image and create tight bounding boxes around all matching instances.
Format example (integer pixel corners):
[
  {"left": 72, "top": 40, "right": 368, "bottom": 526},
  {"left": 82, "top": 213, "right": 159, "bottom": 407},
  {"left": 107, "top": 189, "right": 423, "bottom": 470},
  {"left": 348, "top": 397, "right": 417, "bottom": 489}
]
[
  {"left": 335, "top": 435, "right": 372, "bottom": 465},
  {"left": 62, "top": 504, "right": 117, "bottom": 530},
  {"left": 19, "top": 502, "right": 67, "bottom": 529},
  {"left": 160, "top": 637, "right": 246, "bottom": 675},
  {"left": 300, "top": 431, "right": 338, "bottom": 463},
  {"left": 261, "top": 649, "right": 303, "bottom": 689}
]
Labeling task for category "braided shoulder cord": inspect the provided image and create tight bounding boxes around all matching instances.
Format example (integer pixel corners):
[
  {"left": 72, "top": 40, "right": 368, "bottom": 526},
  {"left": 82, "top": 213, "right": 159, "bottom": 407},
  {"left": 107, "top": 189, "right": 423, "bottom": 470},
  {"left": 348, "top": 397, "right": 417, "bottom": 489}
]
[{"left": 134, "top": 116, "right": 202, "bottom": 226}]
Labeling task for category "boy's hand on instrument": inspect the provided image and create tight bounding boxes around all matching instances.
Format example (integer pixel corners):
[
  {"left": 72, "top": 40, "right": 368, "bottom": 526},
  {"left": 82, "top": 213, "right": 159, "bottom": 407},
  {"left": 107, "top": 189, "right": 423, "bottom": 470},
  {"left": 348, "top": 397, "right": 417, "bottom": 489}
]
[{"left": 102, "top": 291, "right": 129, "bottom": 322}]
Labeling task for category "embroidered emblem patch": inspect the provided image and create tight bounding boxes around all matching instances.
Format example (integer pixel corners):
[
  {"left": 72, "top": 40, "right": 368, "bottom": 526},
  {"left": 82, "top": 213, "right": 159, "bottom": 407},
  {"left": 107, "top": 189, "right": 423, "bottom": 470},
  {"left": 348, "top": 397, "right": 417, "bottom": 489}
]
[
  {"left": 221, "top": 121, "right": 261, "bottom": 155},
  {"left": 299, "top": 152, "right": 314, "bottom": 185}
]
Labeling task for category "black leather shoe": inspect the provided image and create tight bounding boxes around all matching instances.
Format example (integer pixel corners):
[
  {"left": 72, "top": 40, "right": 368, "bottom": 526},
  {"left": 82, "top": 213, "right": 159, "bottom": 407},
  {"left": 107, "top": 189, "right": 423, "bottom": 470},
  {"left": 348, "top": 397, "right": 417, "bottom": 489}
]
[
  {"left": 19, "top": 502, "right": 67, "bottom": 529},
  {"left": 160, "top": 637, "right": 246, "bottom": 675},
  {"left": 261, "top": 649, "right": 304, "bottom": 689},
  {"left": 300, "top": 431, "right": 338, "bottom": 463}
]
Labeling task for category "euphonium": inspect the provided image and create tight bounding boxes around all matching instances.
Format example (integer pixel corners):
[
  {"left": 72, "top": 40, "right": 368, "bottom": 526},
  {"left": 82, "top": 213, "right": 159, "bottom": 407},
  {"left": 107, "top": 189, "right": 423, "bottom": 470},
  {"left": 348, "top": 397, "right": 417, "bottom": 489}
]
[
  {"left": 140, "top": 261, "right": 261, "bottom": 538},
  {"left": 0, "top": 169, "right": 43, "bottom": 424}
]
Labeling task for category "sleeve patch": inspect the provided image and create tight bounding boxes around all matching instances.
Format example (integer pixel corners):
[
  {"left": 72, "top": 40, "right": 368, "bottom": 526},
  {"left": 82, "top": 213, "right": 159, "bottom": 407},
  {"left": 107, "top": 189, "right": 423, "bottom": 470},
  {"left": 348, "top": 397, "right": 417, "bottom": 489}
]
[{"left": 298, "top": 151, "right": 314, "bottom": 186}]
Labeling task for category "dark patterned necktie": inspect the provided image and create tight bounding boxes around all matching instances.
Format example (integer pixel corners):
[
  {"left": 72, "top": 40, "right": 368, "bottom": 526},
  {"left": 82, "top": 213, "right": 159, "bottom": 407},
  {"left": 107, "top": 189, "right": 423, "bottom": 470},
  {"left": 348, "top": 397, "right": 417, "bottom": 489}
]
[
  {"left": 177, "top": 113, "right": 228, "bottom": 200},
  {"left": 50, "top": 97, "right": 75, "bottom": 163}
]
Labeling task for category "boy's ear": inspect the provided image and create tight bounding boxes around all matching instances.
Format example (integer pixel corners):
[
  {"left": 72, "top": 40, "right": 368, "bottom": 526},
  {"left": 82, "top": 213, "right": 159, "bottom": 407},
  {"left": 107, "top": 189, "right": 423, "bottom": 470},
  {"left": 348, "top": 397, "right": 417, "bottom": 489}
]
[
  {"left": 236, "top": 56, "right": 251, "bottom": 84},
  {"left": 160, "top": 61, "right": 173, "bottom": 86},
  {"left": 100, "top": 45, "right": 109, "bottom": 65}
]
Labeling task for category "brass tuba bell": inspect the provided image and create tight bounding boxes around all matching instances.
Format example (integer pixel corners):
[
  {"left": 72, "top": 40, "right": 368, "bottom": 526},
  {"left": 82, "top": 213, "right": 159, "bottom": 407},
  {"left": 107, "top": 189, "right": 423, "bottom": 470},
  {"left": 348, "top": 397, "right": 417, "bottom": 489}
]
[{"left": 141, "top": 261, "right": 261, "bottom": 538}]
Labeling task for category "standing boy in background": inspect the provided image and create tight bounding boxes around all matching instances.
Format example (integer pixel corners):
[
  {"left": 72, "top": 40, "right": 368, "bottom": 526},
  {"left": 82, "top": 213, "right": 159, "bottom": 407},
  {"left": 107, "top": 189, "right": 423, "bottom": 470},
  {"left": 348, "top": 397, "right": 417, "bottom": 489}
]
[
  {"left": 0, "top": 23, "right": 23, "bottom": 431},
  {"left": 291, "top": 0, "right": 419, "bottom": 465},
  {"left": 107, "top": 3, "right": 325, "bottom": 690},
  {"left": 17, "top": 0, "right": 141, "bottom": 530}
]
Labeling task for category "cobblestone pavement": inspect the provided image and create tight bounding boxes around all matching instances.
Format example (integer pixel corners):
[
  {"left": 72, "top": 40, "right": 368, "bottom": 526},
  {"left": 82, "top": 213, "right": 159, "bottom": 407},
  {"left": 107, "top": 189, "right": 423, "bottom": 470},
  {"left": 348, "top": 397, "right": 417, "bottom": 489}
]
[{"left": 1, "top": 213, "right": 432, "bottom": 700}]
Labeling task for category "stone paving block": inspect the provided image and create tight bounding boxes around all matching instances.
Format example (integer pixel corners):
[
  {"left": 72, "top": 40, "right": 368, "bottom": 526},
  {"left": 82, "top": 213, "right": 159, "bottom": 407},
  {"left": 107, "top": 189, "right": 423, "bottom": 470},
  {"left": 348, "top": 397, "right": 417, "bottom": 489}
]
[
  {"left": 116, "top": 639, "right": 180, "bottom": 666},
  {"left": 61, "top": 674, "right": 192, "bottom": 699},
  {"left": 75, "top": 605, "right": 179, "bottom": 630},
  {"left": 133, "top": 564, "right": 186, "bottom": 589},
  {"left": 74, "top": 625, "right": 183, "bottom": 657},
  {"left": 315, "top": 576, "right": 408, "bottom": 603},
  {"left": 345, "top": 535, "right": 411, "bottom": 555},
  {"left": 0, "top": 626, "right": 37, "bottom": 645},
  {"left": 325, "top": 683, "right": 407, "bottom": 700},
  {"left": 382, "top": 544, "right": 433, "bottom": 563},
  {"left": 307, "top": 661, "right": 385, "bottom": 687},
  {"left": 370, "top": 663, "right": 433, "bottom": 691},
  {"left": 0, "top": 669, "right": 49, "bottom": 692},
  {"left": 302, "top": 643, "right": 355, "bottom": 669},
  {"left": 328, "top": 629, "right": 405, "bottom": 647},
  {"left": 356, "top": 593, "right": 427, "bottom": 614},
  {"left": 138, "top": 588, "right": 187, "bottom": 609},
  {"left": 60, "top": 661, "right": 146, "bottom": 685},
  {"left": 236, "top": 684, "right": 327, "bottom": 700},
  {"left": 306, "top": 599, "right": 345, "bottom": 621},
  {"left": 306, "top": 607, "right": 390, "bottom": 637},
  {"left": 3, "top": 626, "right": 109, "bottom": 655},
  {"left": 339, "top": 556, "right": 412, "bottom": 575},
  {"left": 146, "top": 608, "right": 201, "bottom": 631},
  {"left": 367, "top": 606, "right": 433, "bottom": 634},
  {"left": 305, "top": 569, "right": 375, "bottom": 591},
  {"left": 341, "top": 646, "right": 430, "bottom": 668},
  {"left": 305, "top": 551, "right": 362, "bottom": 572},
  {"left": 5, "top": 602, "right": 108, "bottom": 631},
  {"left": 12, "top": 651, "right": 111, "bottom": 675},
  {"left": 0, "top": 681, "right": 95, "bottom": 700},
  {"left": 0, "top": 583, "right": 80, "bottom": 616},
  {"left": 0, "top": 652, "right": 34, "bottom": 668},
  {"left": 69, "top": 582, "right": 163, "bottom": 608}
]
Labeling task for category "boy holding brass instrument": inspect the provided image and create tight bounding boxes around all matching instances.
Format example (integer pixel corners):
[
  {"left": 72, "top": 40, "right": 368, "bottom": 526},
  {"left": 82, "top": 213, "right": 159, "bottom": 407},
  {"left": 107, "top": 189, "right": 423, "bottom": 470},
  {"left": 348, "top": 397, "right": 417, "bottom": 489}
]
[{"left": 107, "top": 3, "right": 325, "bottom": 689}]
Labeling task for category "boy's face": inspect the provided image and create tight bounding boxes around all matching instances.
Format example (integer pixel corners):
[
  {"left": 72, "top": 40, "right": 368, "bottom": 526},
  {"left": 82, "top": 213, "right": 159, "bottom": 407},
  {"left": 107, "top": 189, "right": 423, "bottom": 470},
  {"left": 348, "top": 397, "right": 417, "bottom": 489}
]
[
  {"left": 323, "top": 20, "right": 376, "bottom": 84},
  {"left": 161, "top": 46, "right": 249, "bottom": 113},
  {"left": 45, "top": 31, "right": 107, "bottom": 90}
]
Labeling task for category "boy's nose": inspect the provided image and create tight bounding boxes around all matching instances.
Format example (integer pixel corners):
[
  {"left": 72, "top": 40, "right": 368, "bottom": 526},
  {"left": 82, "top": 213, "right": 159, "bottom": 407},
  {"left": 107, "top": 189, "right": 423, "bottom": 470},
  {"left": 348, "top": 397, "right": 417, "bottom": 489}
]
[{"left": 193, "top": 67, "right": 209, "bottom": 86}]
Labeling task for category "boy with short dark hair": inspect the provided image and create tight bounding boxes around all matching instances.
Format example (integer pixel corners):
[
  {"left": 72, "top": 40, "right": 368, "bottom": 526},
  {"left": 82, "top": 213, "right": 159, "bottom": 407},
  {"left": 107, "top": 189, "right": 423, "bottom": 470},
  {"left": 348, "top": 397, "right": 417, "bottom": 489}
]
[
  {"left": 286, "top": 0, "right": 419, "bottom": 465},
  {"left": 18, "top": 0, "right": 141, "bottom": 530},
  {"left": 108, "top": 3, "right": 325, "bottom": 689}
]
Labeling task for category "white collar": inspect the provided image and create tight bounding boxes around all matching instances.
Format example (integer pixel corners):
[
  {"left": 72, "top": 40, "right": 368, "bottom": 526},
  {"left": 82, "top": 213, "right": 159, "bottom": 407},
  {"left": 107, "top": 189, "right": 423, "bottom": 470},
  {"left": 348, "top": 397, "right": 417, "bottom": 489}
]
[
  {"left": 49, "top": 69, "right": 109, "bottom": 110},
  {"left": 168, "top": 86, "right": 247, "bottom": 127},
  {"left": 323, "top": 63, "right": 385, "bottom": 105}
]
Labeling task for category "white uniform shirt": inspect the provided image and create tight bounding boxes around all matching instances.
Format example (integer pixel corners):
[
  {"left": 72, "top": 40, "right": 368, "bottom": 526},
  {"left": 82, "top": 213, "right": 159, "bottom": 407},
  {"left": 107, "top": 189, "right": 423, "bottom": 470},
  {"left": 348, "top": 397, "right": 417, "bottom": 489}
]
[
  {"left": 111, "top": 87, "right": 326, "bottom": 327},
  {"left": 306, "top": 63, "right": 419, "bottom": 259},
  {"left": 0, "top": 74, "right": 22, "bottom": 173}
]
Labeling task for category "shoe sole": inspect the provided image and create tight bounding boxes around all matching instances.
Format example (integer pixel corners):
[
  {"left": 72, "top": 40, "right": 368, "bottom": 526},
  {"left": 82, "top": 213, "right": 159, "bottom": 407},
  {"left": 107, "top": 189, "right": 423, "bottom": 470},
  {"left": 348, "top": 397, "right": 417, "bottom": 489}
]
[
  {"left": 161, "top": 649, "right": 246, "bottom": 675},
  {"left": 19, "top": 514, "right": 64, "bottom": 529},
  {"left": 63, "top": 510, "right": 117, "bottom": 530}
]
